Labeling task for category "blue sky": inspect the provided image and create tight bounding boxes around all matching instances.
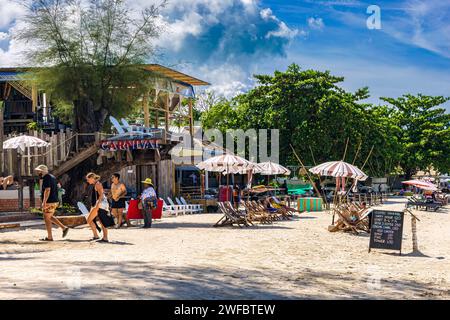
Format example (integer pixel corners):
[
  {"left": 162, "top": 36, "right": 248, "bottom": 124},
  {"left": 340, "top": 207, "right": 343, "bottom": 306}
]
[{"left": 1, "top": 0, "right": 449, "bottom": 109}]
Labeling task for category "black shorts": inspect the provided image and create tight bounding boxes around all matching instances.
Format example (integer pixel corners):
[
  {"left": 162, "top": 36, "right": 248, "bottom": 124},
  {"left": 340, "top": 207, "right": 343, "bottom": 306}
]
[{"left": 111, "top": 198, "right": 126, "bottom": 209}]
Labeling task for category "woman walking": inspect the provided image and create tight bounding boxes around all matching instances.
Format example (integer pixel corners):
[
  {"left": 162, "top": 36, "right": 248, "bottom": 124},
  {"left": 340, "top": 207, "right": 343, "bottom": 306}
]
[{"left": 86, "top": 172, "right": 110, "bottom": 242}]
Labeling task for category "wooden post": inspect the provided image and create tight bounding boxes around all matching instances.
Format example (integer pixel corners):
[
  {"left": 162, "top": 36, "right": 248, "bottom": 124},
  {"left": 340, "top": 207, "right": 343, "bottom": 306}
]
[
  {"left": 31, "top": 83, "right": 38, "bottom": 112},
  {"left": 188, "top": 98, "right": 195, "bottom": 165},
  {"left": 188, "top": 98, "right": 194, "bottom": 137},
  {"left": 165, "top": 93, "right": 170, "bottom": 144},
  {"left": 0, "top": 101, "right": 4, "bottom": 175},
  {"left": 153, "top": 90, "right": 160, "bottom": 129},
  {"left": 143, "top": 92, "right": 149, "bottom": 128},
  {"left": 29, "top": 177, "right": 35, "bottom": 208},
  {"left": 411, "top": 215, "right": 419, "bottom": 252}
]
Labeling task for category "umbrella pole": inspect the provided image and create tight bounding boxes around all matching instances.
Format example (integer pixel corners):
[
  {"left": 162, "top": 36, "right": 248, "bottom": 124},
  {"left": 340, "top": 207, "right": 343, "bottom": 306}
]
[
  {"left": 289, "top": 144, "right": 321, "bottom": 198},
  {"left": 17, "top": 152, "right": 23, "bottom": 211}
]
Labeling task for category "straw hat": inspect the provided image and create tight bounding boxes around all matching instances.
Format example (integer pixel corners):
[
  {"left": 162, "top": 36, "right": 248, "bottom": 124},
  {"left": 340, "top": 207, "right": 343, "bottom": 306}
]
[
  {"left": 34, "top": 164, "right": 49, "bottom": 173},
  {"left": 141, "top": 178, "right": 154, "bottom": 186}
]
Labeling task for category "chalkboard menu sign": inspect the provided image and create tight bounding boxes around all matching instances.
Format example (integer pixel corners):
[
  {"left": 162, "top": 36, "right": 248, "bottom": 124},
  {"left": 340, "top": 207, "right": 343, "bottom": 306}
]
[{"left": 369, "top": 210, "right": 405, "bottom": 254}]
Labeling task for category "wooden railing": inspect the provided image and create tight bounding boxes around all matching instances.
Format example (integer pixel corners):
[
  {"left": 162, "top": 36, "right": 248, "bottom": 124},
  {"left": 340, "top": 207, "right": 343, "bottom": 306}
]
[{"left": 2, "top": 129, "right": 112, "bottom": 177}]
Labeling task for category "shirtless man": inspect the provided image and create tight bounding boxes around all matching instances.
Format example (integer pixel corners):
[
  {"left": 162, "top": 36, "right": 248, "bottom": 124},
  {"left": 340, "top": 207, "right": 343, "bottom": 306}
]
[{"left": 110, "top": 173, "right": 127, "bottom": 228}]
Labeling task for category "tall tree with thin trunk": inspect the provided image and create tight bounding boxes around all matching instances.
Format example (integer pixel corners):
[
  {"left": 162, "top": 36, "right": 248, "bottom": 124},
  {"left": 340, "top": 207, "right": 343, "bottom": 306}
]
[{"left": 16, "top": 0, "right": 167, "bottom": 142}]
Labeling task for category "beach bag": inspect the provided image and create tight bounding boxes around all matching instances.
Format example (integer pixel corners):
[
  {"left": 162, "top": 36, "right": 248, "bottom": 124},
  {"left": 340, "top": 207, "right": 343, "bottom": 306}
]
[{"left": 97, "top": 208, "right": 115, "bottom": 228}]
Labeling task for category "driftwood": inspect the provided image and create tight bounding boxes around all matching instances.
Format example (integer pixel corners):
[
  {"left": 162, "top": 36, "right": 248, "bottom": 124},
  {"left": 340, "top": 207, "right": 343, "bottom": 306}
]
[{"left": 56, "top": 215, "right": 87, "bottom": 228}]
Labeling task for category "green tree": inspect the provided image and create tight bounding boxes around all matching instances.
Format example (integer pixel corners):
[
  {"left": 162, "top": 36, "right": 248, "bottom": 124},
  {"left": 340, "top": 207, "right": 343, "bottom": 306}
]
[
  {"left": 16, "top": 0, "right": 166, "bottom": 141},
  {"left": 202, "top": 64, "right": 401, "bottom": 177},
  {"left": 381, "top": 94, "right": 450, "bottom": 179}
]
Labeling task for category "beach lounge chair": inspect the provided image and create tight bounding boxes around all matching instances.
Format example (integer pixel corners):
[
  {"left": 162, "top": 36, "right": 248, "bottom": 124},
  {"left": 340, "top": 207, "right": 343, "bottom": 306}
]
[
  {"left": 259, "top": 199, "right": 291, "bottom": 220},
  {"left": 271, "top": 196, "right": 301, "bottom": 215},
  {"left": 251, "top": 200, "right": 280, "bottom": 221},
  {"left": 165, "top": 198, "right": 186, "bottom": 215},
  {"left": 161, "top": 199, "right": 178, "bottom": 217},
  {"left": 180, "top": 196, "right": 203, "bottom": 213},
  {"left": 243, "top": 201, "right": 272, "bottom": 224},
  {"left": 109, "top": 116, "right": 126, "bottom": 134},
  {"left": 214, "top": 202, "right": 252, "bottom": 227},
  {"left": 175, "top": 197, "right": 195, "bottom": 214},
  {"left": 77, "top": 201, "right": 90, "bottom": 217}
]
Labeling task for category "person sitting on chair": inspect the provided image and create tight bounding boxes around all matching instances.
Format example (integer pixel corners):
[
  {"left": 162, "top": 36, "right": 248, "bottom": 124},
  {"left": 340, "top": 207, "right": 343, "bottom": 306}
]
[{"left": 0, "top": 175, "right": 14, "bottom": 190}]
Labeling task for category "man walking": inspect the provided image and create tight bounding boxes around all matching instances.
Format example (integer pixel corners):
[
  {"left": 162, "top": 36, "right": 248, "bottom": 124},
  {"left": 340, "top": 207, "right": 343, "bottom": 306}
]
[
  {"left": 110, "top": 173, "right": 128, "bottom": 228},
  {"left": 35, "top": 165, "right": 69, "bottom": 241},
  {"left": 140, "top": 178, "right": 157, "bottom": 228}
]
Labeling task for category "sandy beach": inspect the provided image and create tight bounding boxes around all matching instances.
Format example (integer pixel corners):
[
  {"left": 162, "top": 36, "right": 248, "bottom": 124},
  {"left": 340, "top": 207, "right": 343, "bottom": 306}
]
[{"left": 1, "top": 198, "right": 449, "bottom": 300}]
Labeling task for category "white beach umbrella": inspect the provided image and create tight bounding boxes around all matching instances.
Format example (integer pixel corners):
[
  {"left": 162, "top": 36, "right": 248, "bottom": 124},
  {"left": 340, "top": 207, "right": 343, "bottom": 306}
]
[
  {"left": 3, "top": 135, "right": 50, "bottom": 152},
  {"left": 258, "top": 161, "right": 291, "bottom": 175},
  {"left": 309, "top": 160, "right": 368, "bottom": 181},
  {"left": 196, "top": 154, "right": 256, "bottom": 174}
]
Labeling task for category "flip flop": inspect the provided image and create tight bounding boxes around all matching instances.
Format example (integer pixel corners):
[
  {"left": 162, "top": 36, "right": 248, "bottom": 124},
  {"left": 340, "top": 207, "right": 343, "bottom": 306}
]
[
  {"left": 62, "top": 228, "right": 69, "bottom": 238},
  {"left": 98, "top": 239, "right": 109, "bottom": 243},
  {"left": 39, "top": 237, "right": 53, "bottom": 242},
  {"left": 89, "top": 237, "right": 100, "bottom": 241}
]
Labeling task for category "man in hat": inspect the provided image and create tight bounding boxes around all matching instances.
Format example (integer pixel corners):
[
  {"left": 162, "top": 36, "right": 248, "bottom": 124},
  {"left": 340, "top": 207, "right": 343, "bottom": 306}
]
[
  {"left": 34, "top": 165, "right": 69, "bottom": 241},
  {"left": 140, "top": 178, "right": 157, "bottom": 228}
]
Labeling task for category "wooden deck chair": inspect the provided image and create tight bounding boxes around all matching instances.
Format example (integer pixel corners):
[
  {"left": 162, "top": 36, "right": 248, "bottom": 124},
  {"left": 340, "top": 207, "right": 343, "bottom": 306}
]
[
  {"left": 272, "top": 196, "right": 302, "bottom": 214},
  {"left": 251, "top": 200, "right": 280, "bottom": 221},
  {"left": 223, "top": 201, "right": 252, "bottom": 227},
  {"left": 243, "top": 201, "right": 271, "bottom": 224},
  {"left": 259, "top": 199, "right": 291, "bottom": 220},
  {"left": 214, "top": 202, "right": 251, "bottom": 227},
  {"left": 180, "top": 197, "right": 203, "bottom": 213}
]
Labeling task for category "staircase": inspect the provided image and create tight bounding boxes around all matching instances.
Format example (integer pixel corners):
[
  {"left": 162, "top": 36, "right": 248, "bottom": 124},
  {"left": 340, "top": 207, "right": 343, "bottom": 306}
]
[
  {"left": 53, "top": 144, "right": 99, "bottom": 177},
  {"left": 8, "top": 81, "right": 32, "bottom": 100}
]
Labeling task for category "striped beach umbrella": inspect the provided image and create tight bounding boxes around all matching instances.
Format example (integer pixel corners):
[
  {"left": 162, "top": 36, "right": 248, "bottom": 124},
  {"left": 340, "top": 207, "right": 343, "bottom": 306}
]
[
  {"left": 258, "top": 161, "right": 291, "bottom": 175},
  {"left": 309, "top": 160, "right": 368, "bottom": 180},
  {"left": 402, "top": 180, "right": 437, "bottom": 191}
]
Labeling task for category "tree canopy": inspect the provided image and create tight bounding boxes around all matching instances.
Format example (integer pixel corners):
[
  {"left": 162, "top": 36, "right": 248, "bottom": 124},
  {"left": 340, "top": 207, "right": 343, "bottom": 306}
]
[
  {"left": 202, "top": 64, "right": 450, "bottom": 177},
  {"left": 16, "top": 0, "right": 166, "bottom": 135}
]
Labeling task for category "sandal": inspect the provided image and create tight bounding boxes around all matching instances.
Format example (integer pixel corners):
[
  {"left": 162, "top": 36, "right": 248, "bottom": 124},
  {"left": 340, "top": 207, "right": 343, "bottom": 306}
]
[
  {"left": 98, "top": 239, "right": 109, "bottom": 243},
  {"left": 39, "top": 237, "right": 53, "bottom": 241},
  {"left": 89, "top": 237, "right": 100, "bottom": 241},
  {"left": 62, "top": 228, "right": 69, "bottom": 238}
]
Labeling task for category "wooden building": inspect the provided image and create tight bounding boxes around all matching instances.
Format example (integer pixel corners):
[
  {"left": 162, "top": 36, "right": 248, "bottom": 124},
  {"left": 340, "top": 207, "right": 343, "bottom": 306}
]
[{"left": 1, "top": 64, "right": 210, "bottom": 204}]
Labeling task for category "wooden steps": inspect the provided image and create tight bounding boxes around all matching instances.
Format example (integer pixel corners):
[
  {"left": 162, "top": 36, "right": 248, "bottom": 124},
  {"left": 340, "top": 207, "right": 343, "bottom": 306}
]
[{"left": 53, "top": 144, "right": 99, "bottom": 177}]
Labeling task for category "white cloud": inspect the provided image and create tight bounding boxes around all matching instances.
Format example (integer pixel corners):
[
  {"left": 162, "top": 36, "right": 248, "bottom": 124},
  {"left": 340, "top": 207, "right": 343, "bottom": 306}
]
[
  {"left": 266, "top": 21, "right": 300, "bottom": 39},
  {"left": 0, "top": 0, "right": 27, "bottom": 29},
  {"left": 0, "top": 32, "right": 9, "bottom": 41},
  {"left": 307, "top": 17, "right": 325, "bottom": 30}
]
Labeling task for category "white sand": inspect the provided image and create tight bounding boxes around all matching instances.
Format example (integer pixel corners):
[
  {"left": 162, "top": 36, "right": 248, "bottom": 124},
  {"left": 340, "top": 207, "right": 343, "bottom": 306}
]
[{"left": 0, "top": 198, "right": 449, "bottom": 300}]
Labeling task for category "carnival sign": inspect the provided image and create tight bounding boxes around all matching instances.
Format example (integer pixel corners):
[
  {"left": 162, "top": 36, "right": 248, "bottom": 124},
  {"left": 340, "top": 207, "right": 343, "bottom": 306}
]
[{"left": 100, "top": 139, "right": 160, "bottom": 151}]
